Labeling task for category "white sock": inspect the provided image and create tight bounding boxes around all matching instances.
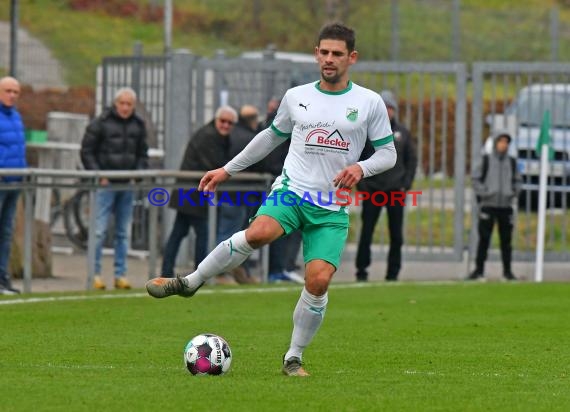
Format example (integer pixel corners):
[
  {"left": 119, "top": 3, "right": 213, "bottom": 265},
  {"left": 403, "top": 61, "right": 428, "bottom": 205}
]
[
  {"left": 284, "top": 287, "right": 328, "bottom": 361},
  {"left": 184, "top": 230, "right": 254, "bottom": 289}
]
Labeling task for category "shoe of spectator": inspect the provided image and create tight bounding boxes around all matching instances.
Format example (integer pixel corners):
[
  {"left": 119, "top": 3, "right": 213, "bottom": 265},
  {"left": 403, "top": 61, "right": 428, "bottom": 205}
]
[
  {"left": 114, "top": 277, "right": 132, "bottom": 289},
  {"left": 355, "top": 269, "right": 368, "bottom": 282},
  {"left": 284, "top": 270, "right": 305, "bottom": 284},
  {"left": 268, "top": 272, "right": 293, "bottom": 283},
  {"left": 230, "top": 266, "right": 259, "bottom": 284},
  {"left": 503, "top": 272, "right": 518, "bottom": 281},
  {"left": 215, "top": 274, "right": 238, "bottom": 285},
  {"left": 0, "top": 284, "right": 20, "bottom": 295},
  {"left": 93, "top": 276, "right": 106, "bottom": 290},
  {"left": 466, "top": 270, "right": 485, "bottom": 281}
]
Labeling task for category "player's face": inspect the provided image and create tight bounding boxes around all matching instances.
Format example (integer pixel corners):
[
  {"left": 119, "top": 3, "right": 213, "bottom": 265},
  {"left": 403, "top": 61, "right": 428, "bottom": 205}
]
[{"left": 315, "top": 39, "right": 358, "bottom": 89}]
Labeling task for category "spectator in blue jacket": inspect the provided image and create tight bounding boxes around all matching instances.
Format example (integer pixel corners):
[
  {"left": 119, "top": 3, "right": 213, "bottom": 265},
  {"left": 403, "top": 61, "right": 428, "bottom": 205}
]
[{"left": 0, "top": 76, "right": 27, "bottom": 295}]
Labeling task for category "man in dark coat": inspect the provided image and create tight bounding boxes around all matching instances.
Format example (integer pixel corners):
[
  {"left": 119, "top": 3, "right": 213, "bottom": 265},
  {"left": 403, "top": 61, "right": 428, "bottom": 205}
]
[
  {"left": 81, "top": 87, "right": 149, "bottom": 290},
  {"left": 161, "top": 106, "right": 237, "bottom": 278},
  {"left": 355, "top": 90, "right": 417, "bottom": 282}
]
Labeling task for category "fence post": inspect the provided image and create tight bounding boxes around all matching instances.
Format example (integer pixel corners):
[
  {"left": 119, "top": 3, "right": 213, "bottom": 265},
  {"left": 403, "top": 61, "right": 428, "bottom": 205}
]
[
  {"left": 164, "top": 50, "right": 196, "bottom": 267},
  {"left": 550, "top": 7, "right": 559, "bottom": 62},
  {"left": 23, "top": 181, "right": 33, "bottom": 293},
  {"left": 9, "top": 0, "right": 19, "bottom": 77},
  {"left": 453, "top": 63, "right": 467, "bottom": 262},
  {"left": 86, "top": 178, "right": 98, "bottom": 290},
  {"left": 390, "top": 0, "right": 399, "bottom": 61}
]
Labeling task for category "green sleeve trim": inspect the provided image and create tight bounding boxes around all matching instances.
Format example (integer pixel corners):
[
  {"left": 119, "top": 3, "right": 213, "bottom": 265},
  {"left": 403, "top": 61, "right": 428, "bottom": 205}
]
[
  {"left": 271, "top": 123, "right": 292, "bottom": 138},
  {"left": 371, "top": 134, "right": 394, "bottom": 147}
]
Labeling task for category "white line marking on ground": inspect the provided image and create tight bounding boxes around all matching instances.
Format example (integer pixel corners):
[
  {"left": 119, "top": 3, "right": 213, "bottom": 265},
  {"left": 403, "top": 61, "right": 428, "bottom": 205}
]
[
  {"left": 0, "top": 280, "right": 463, "bottom": 306},
  {"left": 6, "top": 362, "right": 181, "bottom": 371}
]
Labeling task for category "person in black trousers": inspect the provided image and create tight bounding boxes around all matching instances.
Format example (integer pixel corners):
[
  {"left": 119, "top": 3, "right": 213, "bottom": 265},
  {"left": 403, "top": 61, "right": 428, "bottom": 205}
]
[
  {"left": 355, "top": 90, "right": 417, "bottom": 282},
  {"left": 468, "top": 131, "right": 521, "bottom": 281}
]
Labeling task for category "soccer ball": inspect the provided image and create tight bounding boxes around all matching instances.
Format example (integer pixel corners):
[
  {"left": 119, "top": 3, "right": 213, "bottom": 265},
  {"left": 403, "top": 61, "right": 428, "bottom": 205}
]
[{"left": 184, "top": 333, "right": 232, "bottom": 375}]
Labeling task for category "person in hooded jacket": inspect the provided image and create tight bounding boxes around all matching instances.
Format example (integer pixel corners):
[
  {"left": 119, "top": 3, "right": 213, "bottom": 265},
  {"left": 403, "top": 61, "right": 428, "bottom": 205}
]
[
  {"left": 81, "top": 87, "right": 149, "bottom": 290},
  {"left": 469, "top": 131, "right": 521, "bottom": 281}
]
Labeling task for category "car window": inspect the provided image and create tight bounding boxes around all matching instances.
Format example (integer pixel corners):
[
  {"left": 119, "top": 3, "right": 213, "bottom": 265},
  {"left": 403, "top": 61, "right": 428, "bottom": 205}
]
[{"left": 516, "top": 90, "right": 570, "bottom": 128}]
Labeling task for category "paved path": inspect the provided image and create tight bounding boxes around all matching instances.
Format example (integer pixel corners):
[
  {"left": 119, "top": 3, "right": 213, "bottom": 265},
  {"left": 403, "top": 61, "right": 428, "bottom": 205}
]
[
  {"left": 0, "top": 21, "right": 66, "bottom": 88},
  {"left": 10, "top": 243, "right": 568, "bottom": 294}
]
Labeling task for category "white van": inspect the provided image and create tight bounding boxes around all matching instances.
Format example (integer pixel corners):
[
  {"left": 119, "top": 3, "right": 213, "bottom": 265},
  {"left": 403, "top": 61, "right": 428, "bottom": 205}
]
[{"left": 486, "top": 84, "right": 570, "bottom": 208}]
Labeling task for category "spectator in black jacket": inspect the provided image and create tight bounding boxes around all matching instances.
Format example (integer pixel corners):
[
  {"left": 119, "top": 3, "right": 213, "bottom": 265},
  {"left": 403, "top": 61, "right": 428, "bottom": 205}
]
[
  {"left": 81, "top": 87, "right": 149, "bottom": 290},
  {"left": 215, "top": 104, "right": 263, "bottom": 284},
  {"left": 355, "top": 90, "right": 417, "bottom": 282},
  {"left": 161, "top": 106, "right": 237, "bottom": 279}
]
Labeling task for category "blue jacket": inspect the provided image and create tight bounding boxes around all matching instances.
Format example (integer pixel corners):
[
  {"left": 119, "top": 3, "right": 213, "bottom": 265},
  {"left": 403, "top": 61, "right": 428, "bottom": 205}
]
[{"left": 0, "top": 103, "right": 27, "bottom": 182}]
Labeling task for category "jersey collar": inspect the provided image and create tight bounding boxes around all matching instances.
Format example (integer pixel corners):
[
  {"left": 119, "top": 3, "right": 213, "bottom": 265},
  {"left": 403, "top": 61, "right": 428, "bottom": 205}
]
[{"left": 315, "top": 80, "right": 353, "bottom": 95}]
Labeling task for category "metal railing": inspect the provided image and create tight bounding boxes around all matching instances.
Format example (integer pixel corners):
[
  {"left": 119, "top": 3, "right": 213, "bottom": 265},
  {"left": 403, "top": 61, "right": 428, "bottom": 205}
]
[{"left": 0, "top": 168, "right": 274, "bottom": 293}]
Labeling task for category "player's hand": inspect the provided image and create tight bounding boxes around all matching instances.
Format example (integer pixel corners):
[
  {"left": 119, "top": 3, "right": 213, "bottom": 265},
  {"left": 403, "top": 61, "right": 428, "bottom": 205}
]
[
  {"left": 333, "top": 164, "right": 364, "bottom": 189},
  {"left": 198, "top": 168, "right": 231, "bottom": 192}
]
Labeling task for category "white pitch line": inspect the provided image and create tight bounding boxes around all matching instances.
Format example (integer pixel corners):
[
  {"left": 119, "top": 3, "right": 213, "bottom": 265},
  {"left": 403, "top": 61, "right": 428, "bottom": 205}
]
[{"left": 0, "top": 280, "right": 462, "bottom": 306}]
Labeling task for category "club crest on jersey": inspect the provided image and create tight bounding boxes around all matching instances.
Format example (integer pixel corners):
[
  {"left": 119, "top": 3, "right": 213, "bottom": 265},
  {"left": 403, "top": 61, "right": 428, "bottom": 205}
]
[{"left": 346, "top": 107, "right": 358, "bottom": 122}]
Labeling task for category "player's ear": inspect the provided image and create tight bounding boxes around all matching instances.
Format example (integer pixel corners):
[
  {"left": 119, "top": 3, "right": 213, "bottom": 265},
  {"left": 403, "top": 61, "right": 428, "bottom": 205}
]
[
  {"left": 314, "top": 46, "right": 319, "bottom": 61},
  {"left": 349, "top": 50, "right": 359, "bottom": 64}
]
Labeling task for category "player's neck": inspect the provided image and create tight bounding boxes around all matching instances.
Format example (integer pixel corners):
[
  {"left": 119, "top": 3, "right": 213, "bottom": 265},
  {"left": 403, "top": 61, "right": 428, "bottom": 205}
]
[{"left": 318, "top": 79, "right": 351, "bottom": 93}]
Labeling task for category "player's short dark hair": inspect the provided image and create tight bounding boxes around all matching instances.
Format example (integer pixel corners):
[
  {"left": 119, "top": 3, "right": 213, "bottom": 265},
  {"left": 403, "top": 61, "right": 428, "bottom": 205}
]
[{"left": 317, "top": 23, "right": 356, "bottom": 52}]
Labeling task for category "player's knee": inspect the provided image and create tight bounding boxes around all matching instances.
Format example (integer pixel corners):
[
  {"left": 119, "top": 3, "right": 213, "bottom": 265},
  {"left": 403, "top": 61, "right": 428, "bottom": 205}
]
[
  {"left": 305, "top": 272, "right": 331, "bottom": 295},
  {"left": 245, "top": 226, "right": 276, "bottom": 248}
]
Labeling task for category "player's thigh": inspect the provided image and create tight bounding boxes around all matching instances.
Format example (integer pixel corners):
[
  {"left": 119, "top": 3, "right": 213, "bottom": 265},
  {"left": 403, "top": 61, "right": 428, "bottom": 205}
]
[
  {"left": 302, "top": 219, "right": 349, "bottom": 270},
  {"left": 252, "top": 191, "right": 303, "bottom": 237}
]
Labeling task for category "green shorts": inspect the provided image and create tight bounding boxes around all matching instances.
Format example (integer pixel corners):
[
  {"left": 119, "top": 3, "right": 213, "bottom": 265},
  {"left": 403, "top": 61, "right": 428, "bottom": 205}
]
[{"left": 254, "top": 189, "right": 349, "bottom": 269}]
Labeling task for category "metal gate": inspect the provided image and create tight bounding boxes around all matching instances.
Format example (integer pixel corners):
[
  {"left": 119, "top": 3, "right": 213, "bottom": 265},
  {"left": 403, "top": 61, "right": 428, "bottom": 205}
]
[
  {"left": 471, "top": 62, "right": 570, "bottom": 261},
  {"left": 186, "top": 58, "right": 468, "bottom": 261},
  {"left": 99, "top": 52, "right": 468, "bottom": 262},
  {"left": 98, "top": 55, "right": 168, "bottom": 251}
]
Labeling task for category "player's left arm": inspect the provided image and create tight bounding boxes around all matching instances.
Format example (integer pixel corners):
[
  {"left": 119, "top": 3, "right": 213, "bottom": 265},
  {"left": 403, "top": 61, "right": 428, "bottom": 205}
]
[
  {"left": 333, "top": 141, "right": 396, "bottom": 188},
  {"left": 334, "top": 94, "right": 397, "bottom": 187},
  {"left": 357, "top": 139, "right": 397, "bottom": 178}
]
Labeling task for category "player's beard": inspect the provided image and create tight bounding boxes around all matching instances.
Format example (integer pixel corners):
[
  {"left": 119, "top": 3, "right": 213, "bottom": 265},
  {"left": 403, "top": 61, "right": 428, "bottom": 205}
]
[{"left": 321, "top": 67, "right": 343, "bottom": 84}]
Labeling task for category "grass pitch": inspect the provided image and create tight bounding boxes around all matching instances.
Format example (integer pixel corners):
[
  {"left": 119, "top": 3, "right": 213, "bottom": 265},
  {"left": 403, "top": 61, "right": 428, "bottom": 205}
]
[{"left": 1, "top": 282, "right": 569, "bottom": 411}]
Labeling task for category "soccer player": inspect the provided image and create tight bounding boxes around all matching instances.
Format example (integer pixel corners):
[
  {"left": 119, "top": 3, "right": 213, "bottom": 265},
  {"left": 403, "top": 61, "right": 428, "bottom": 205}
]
[{"left": 147, "top": 23, "right": 397, "bottom": 376}]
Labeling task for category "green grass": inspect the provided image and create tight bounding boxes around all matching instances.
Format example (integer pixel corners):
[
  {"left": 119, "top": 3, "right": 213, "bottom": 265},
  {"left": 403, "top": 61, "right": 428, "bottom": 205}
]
[{"left": 1, "top": 283, "right": 569, "bottom": 411}]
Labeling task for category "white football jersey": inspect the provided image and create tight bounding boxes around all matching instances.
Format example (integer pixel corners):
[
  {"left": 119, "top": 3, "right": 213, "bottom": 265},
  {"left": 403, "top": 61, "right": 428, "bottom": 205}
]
[{"left": 270, "top": 80, "right": 393, "bottom": 210}]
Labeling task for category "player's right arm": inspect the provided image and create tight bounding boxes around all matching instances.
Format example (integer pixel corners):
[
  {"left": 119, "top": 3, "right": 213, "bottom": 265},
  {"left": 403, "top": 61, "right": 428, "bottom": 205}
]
[
  {"left": 199, "top": 128, "right": 287, "bottom": 192},
  {"left": 223, "top": 128, "right": 287, "bottom": 176}
]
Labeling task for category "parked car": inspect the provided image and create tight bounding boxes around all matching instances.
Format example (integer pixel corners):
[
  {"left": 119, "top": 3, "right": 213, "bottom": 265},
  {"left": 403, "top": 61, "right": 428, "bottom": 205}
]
[{"left": 486, "top": 84, "right": 570, "bottom": 209}]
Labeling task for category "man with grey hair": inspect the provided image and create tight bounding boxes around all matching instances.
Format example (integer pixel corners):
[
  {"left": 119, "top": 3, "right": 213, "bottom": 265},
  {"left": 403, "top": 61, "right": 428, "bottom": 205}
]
[
  {"left": 0, "top": 76, "right": 27, "bottom": 294},
  {"left": 81, "top": 87, "right": 149, "bottom": 290},
  {"left": 162, "top": 106, "right": 247, "bottom": 281}
]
